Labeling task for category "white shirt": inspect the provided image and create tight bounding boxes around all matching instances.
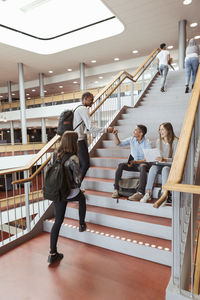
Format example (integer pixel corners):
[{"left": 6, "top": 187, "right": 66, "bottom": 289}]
[
  {"left": 73, "top": 104, "right": 106, "bottom": 141},
  {"left": 157, "top": 50, "right": 170, "bottom": 66}
]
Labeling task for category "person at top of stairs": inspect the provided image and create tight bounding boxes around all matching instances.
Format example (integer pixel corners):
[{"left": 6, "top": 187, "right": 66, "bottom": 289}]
[
  {"left": 73, "top": 92, "right": 114, "bottom": 182},
  {"left": 184, "top": 38, "right": 199, "bottom": 93},
  {"left": 156, "top": 43, "right": 170, "bottom": 93},
  {"left": 140, "top": 122, "right": 178, "bottom": 204},
  {"left": 48, "top": 131, "right": 87, "bottom": 265},
  {"left": 112, "top": 125, "right": 152, "bottom": 201}
]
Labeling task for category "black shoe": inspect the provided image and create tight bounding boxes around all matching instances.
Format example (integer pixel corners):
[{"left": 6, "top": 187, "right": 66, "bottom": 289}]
[
  {"left": 48, "top": 252, "right": 63, "bottom": 264},
  {"left": 167, "top": 191, "right": 172, "bottom": 204},
  {"left": 160, "top": 87, "right": 165, "bottom": 92},
  {"left": 192, "top": 84, "right": 194, "bottom": 89},
  {"left": 185, "top": 86, "right": 189, "bottom": 93},
  {"left": 79, "top": 223, "right": 87, "bottom": 232}
]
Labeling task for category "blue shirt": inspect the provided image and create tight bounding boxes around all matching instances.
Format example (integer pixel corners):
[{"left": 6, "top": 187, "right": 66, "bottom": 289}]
[{"left": 119, "top": 137, "right": 152, "bottom": 160}]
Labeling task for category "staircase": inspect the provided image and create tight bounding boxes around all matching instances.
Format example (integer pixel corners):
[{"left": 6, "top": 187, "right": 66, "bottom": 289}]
[{"left": 43, "top": 70, "right": 190, "bottom": 266}]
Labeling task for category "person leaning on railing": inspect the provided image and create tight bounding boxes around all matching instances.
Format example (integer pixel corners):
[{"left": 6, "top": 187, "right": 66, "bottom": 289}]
[
  {"left": 140, "top": 122, "right": 178, "bottom": 204},
  {"left": 73, "top": 92, "right": 114, "bottom": 183}
]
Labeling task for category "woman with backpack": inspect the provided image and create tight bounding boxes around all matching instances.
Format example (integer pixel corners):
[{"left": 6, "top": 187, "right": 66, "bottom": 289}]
[
  {"left": 140, "top": 122, "right": 178, "bottom": 203},
  {"left": 48, "top": 131, "right": 86, "bottom": 265}
]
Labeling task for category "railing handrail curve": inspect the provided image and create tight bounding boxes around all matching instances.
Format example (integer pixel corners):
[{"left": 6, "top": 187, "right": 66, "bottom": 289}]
[{"left": 0, "top": 48, "right": 159, "bottom": 179}]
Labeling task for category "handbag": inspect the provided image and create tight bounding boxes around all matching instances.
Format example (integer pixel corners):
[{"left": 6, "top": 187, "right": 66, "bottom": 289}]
[{"left": 118, "top": 178, "right": 139, "bottom": 197}]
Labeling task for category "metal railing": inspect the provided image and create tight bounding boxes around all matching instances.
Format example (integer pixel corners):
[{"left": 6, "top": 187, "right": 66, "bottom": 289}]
[{"left": 0, "top": 48, "right": 159, "bottom": 251}]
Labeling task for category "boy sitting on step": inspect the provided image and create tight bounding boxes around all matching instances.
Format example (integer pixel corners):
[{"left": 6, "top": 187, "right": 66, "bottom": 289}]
[{"left": 112, "top": 125, "right": 152, "bottom": 201}]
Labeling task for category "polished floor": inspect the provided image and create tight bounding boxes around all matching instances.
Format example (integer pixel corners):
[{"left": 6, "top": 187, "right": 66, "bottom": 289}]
[{"left": 0, "top": 232, "right": 170, "bottom": 300}]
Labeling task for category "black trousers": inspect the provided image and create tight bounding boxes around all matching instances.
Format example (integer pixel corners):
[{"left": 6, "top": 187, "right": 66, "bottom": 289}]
[
  {"left": 50, "top": 191, "right": 86, "bottom": 254},
  {"left": 78, "top": 140, "right": 90, "bottom": 181},
  {"left": 114, "top": 162, "right": 150, "bottom": 195}
]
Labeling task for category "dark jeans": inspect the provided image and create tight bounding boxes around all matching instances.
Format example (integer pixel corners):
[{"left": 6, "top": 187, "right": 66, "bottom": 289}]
[
  {"left": 78, "top": 140, "right": 90, "bottom": 181},
  {"left": 50, "top": 191, "right": 86, "bottom": 253},
  {"left": 114, "top": 162, "right": 150, "bottom": 195}
]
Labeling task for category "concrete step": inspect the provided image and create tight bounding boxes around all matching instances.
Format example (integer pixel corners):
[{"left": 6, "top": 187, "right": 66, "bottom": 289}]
[
  {"left": 90, "top": 156, "right": 125, "bottom": 168},
  {"left": 43, "top": 218, "right": 172, "bottom": 266},
  {"left": 83, "top": 177, "right": 114, "bottom": 192},
  {"left": 85, "top": 190, "right": 172, "bottom": 218},
  {"left": 95, "top": 148, "right": 130, "bottom": 158},
  {"left": 65, "top": 202, "right": 172, "bottom": 240}
]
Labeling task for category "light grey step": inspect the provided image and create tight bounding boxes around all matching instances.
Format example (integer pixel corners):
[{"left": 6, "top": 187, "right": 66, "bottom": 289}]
[
  {"left": 65, "top": 207, "right": 172, "bottom": 240},
  {"left": 43, "top": 220, "right": 172, "bottom": 266},
  {"left": 85, "top": 193, "right": 172, "bottom": 218},
  {"left": 90, "top": 157, "right": 125, "bottom": 168},
  {"left": 86, "top": 167, "right": 116, "bottom": 179},
  {"left": 101, "top": 140, "right": 116, "bottom": 148},
  {"left": 95, "top": 148, "right": 130, "bottom": 158},
  {"left": 83, "top": 178, "right": 113, "bottom": 192}
]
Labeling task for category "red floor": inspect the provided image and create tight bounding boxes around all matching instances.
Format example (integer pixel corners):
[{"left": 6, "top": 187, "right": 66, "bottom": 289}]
[{"left": 0, "top": 232, "right": 171, "bottom": 300}]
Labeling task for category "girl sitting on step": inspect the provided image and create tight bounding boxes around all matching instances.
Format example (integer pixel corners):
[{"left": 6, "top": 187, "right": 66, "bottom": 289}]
[{"left": 140, "top": 122, "right": 178, "bottom": 203}]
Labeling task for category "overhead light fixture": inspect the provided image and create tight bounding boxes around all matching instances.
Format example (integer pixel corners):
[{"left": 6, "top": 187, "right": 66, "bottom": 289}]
[
  {"left": 12, "top": 93, "right": 15, "bottom": 96},
  {"left": 98, "top": 76, "right": 103, "bottom": 79},
  {"left": 114, "top": 57, "right": 119, "bottom": 61},
  {"left": 73, "top": 81, "right": 78, "bottom": 84},
  {"left": 59, "top": 85, "right": 63, "bottom": 88},
  {"left": 94, "top": 81, "right": 98, "bottom": 83},
  {"left": 190, "top": 22, "right": 198, "bottom": 27},
  {"left": 27, "top": 97, "right": 31, "bottom": 99},
  {"left": 48, "top": 70, "right": 53, "bottom": 74},
  {"left": 194, "top": 35, "right": 200, "bottom": 39},
  {"left": 183, "top": 0, "right": 192, "bottom": 4},
  {"left": 67, "top": 68, "right": 72, "bottom": 72},
  {"left": 132, "top": 50, "right": 138, "bottom": 54},
  {"left": 44, "top": 90, "right": 47, "bottom": 93},
  {"left": 0, "top": 95, "right": 3, "bottom": 98},
  {"left": 91, "top": 60, "right": 96, "bottom": 63},
  {"left": 26, "top": 93, "right": 30, "bottom": 96},
  {"left": 61, "top": 91, "right": 64, "bottom": 94},
  {"left": 167, "top": 45, "right": 173, "bottom": 49},
  {"left": 32, "top": 89, "right": 36, "bottom": 92}
]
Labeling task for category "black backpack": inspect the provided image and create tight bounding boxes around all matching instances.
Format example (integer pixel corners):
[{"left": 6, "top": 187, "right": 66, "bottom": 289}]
[
  {"left": 57, "top": 105, "right": 83, "bottom": 136},
  {"left": 43, "top": 153, "right": 71, "bottom": 202}
]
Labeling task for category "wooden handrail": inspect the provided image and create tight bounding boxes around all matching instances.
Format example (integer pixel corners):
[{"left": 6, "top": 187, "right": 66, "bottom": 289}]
[
  {"left": 0, "top": 48, "right": 159, "bottom": 182},
  {"left": 194, "top": 227, "right": 200, "bottom": 294},
  {"left": 154, "top": 67, "right": 200, "bottom": 208}
]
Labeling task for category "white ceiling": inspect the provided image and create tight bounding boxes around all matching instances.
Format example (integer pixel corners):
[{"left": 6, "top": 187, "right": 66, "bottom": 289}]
[{"left": 0, "top": 0, "right": 199, "bottom": 98}]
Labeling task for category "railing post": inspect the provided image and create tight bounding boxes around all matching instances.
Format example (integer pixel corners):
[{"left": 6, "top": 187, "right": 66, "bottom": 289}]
[
  {"left": 97, "top": 98, "right": 101, "bottom": 128},
  {"left": 24, "top": 170, "right": 31, "bottom": 231},
  {"left": 142, "top": 71, "right": 145, "bottom": 91},
  {"left": 172, "top": 191, "right": 181, "bottom": 291},
  {"left": 131, "top": 81, "right": 134, "bottom": 106},
  {"left": 117, "top": 78, "right": 121, "bottom": 110}
]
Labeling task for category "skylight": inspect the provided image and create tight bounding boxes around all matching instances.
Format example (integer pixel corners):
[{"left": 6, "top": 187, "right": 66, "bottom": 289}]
[{"left": 0, "top": 0, "right": 124, "bottom": 54}]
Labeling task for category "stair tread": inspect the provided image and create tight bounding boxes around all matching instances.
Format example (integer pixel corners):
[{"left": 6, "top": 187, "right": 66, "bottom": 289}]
[
  {"left": 84, "top": 177, "right": 114, "bottom": 183},
  {"left": 68, "top": 202, "right": 171, "bottom": 226},
  {"left": 46, "top": 218, "right": 171, "bottom": 250}
]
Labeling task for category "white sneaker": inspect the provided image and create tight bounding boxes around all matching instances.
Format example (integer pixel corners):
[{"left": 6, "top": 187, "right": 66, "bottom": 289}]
[{"left": 140, "top": 193, "right": 151, "bottom": 203}]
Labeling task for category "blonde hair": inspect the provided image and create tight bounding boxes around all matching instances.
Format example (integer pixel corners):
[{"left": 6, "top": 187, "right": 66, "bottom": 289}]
[{"left": 159, "top": 122, "right": 178, "bottom": 158}]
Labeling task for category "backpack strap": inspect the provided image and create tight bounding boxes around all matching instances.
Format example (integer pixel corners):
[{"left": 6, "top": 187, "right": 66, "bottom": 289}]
[{"left": 73, "top": 105, "right": 84, "bottom": 130}]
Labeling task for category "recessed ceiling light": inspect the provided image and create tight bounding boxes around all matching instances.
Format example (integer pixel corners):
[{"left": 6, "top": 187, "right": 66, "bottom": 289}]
[
  {"left": 48, "top": 70, "right": 53, "bottom": 74},
  {"left": 12, "top": 93, "right": 15, "bottom": 96},
  {"left": 67, "top": 68, "right": 72, "bottom": 72},
  {"left": 27, "top": 97, "right": 31, "bottom": 99},
  {"left": 61, "top": 91, "right": 64, "bottom": 94},
  {"left": 59, "top": 85, "right": 63, "bottom": 88},
  {"left": 194, "top": 35, "right": 200, "bottom": 39},
  {"left": 44, "top": 90, "right": 47, "bottom": 93},
  {"left": 32, "top": 89, "right": 36, "bottom": 92},
  {"left": 95, "top": 81, "right": 98, "bottom": 84},
  {"left": 132, "top": 50, "right": 138, "bottom": 54},
  {"left": 73, "top": 81, "right": 78, "bottom": 84},
  {"left": 26, "top": 93, "right": 30, "bottom": 96},
  {"left": 167, "top": 45, "right": 173, "bottom": 49},
  {"left": 114, "top": 57, "right": 120, "bottom": 61},
  {"left": 183, "top": 0, "right": 192, "bottom": 4},
  {"left": 98, "top": 76, "right": 103, "bottom": 79},
  {"left": 190, "top": 22, "right": 198, "bottom": 27},
  {"left": 0, "top": 95, "right": 3, "bottom": 98},
  {"left": 91, "top": 60, "right": 96, "bottom": 63}
]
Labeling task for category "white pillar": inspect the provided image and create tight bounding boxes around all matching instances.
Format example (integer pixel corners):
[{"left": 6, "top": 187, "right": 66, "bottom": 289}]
[
  {"left": 7, "top": 81, "right": 15, "bottom": 145},
  {"left": 18, "top": 63, "right": 27, "bottom": 144},
  {"left": 178, "top": 20, "right": 187, "bottom": 70},
  {"left": 39, "top": 73, "right": 47, "bottom": 143},
  {"left": 80, "top": 62, "right": 86, "bottom": 91}
]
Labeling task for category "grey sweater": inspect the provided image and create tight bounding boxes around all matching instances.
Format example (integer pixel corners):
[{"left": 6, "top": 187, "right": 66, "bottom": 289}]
[{"left": 156, "top": 138, "right": 178, "bottom": 162}]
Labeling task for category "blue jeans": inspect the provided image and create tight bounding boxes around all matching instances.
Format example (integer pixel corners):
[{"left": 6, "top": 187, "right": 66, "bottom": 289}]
[
  {"left": 145, "top": 165, "right": 170, "bottom": 194},
  {"left": 159, "top": 65, "right": 169, "bottom": 89},
  {"left": 185, "top": 57, "right": 199, "bottom": 86}
]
